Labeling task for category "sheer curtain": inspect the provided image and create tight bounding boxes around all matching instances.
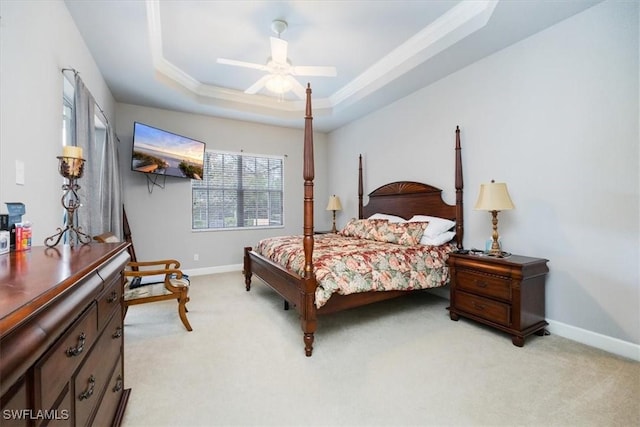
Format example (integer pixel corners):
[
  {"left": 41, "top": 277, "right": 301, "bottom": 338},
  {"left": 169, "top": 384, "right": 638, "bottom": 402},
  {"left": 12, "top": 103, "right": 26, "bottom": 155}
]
[{"left": 73, "top": 74, "right": 123, "bottom": 240}]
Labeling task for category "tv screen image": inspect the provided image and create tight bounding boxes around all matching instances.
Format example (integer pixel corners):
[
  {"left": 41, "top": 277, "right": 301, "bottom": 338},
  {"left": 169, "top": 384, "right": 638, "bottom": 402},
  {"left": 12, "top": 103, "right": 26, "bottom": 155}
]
[{"left": 131, "top": 122, "right": 206, "bottom": 180}]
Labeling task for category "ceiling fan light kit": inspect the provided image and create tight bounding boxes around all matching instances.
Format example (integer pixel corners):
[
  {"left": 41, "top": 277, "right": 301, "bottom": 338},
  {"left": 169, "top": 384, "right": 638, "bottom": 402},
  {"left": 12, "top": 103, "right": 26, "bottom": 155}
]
[
  {"left": 265, "top": 75, "right": 292, "bottom": 94},
  {"left": 271, "top": 19, "right": 288, "bottom": 37},
  {"left": 216, "top": 19, "right": 337, "bottom": 99}
]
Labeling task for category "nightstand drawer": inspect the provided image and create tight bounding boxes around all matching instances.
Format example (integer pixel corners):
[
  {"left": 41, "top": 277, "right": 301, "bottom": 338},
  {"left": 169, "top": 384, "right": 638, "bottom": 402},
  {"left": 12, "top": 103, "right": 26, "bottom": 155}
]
[
  {"left": 457, "top": 269, "right": 511, "bottom": 301},
  {"left": 456, "top": 291, "right": 510, "bottom": 326}
]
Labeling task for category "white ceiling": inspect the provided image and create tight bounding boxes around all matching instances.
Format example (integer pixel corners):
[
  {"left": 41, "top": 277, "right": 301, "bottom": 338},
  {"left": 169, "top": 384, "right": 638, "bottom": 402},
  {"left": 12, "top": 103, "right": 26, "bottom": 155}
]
[{"left": 64, "top": 0, "right": 600, "bottom": 132}]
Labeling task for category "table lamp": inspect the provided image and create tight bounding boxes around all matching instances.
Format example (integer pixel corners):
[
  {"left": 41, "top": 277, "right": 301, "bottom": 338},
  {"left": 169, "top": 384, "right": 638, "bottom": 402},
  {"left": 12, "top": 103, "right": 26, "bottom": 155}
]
[
  {"left": 326, "top": 195, "right": 342, "bottom": 233},
  {"left": 474, "top": 180, "right": 514, "bottom": 256}
]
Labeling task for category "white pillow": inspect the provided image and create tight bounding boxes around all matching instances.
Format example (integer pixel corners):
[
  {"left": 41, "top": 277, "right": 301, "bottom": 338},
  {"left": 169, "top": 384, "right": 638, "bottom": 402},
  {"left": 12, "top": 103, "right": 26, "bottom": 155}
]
[
  {"left": 409, "top": 215, "right": 456, "bottom": 238},
  {"left": 367, "top": 213, "right": 406, "bottom": 223},
  {"left": 420, "top": 231, "right": 455, "bottom": 246}
]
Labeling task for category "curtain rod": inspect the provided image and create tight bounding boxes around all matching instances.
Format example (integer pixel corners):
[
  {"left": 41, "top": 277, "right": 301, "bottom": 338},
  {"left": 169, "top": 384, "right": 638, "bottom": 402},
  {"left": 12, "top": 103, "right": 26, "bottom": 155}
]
[{"left": 61, "top": 67, "right": 79, "bottom": 76}]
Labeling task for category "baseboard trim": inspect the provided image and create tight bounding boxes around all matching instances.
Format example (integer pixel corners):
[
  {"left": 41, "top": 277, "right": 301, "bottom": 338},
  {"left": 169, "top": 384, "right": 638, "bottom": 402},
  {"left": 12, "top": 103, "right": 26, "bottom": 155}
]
[
  {"left": 184, "top": 265, "right": 640, "bottom": 362},
  {"left": 185, "top": 264, "right": 242, "bottom": 277},
  {"left": 546, "top": 319, "right": 639, "bottom": 361}
]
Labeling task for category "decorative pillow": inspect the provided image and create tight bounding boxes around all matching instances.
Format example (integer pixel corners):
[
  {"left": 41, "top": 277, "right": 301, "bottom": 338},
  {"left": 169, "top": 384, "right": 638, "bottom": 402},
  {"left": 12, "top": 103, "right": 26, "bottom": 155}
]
[
  {"left": 408, "top": 215, "right": 456, "bottom": 238},
  {"left": 420, "top": 231, "right": 456, "bottom": 246},
  {"left": 373, "top": 221, "right": 428, "bottom": 246},
  {"left": 367, "top": 213, "right": 406, "bottom": 223},
  {"left": 339, "top": 218, "right": 388, "bottom": 239}
]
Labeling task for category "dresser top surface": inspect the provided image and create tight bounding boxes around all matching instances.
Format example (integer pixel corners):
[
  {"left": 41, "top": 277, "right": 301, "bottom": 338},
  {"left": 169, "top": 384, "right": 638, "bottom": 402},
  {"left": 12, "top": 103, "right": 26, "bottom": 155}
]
[{"left": 0, "top": 243, "right": 128, "bottom": 333}]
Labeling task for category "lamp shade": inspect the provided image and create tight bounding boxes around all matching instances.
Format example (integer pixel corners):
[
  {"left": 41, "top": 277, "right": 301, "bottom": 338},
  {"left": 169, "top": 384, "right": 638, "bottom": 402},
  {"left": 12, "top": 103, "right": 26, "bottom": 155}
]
[
  {"left": 474, "top": 181, "right": 515, "bottom": 211},
  {"left": 326, "top": 195, "right": 342, "bottom": 211}
]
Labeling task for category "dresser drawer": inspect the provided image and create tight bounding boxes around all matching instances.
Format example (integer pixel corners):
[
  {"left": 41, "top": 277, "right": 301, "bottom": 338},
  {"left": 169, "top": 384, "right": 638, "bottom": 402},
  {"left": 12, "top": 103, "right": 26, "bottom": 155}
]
[
  {"left": 455, "top": 291, "right": 511, "bottom": 327},
  {"left": 38, "top": 386, "right": 71, "bottom": 427},
  {"left": 74, "top": 308, "right": 123, "bottom": 427},
  {"left": 34, "top": 304, "right": 98, "bottom": 413},
  {"left": 97, "top": 274, "right": 122, "bottom": 331},
  {"left": 1, "top": 377, "right": 29, "bottom": 427},
  {"left": 456, "top": 269, "right": 511, "bottom": 301},
  {"left": 91, "top": 355, "right": 124, "bottom": 427}
]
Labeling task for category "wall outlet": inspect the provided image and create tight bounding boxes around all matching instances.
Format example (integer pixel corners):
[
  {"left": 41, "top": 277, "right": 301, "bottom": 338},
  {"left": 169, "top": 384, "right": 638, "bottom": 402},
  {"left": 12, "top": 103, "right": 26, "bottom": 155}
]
[{"left": 193, "top": 253, "right": 199, "bottom": 261}]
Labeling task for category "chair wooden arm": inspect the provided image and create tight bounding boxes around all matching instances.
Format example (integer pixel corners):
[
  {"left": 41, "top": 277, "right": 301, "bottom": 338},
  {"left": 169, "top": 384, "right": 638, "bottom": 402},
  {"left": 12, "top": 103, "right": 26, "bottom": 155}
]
[
  {"left": 93, "top": 233, "right": 120, "bottom": 243},
  {"left": 127, "top": 259, "right": 181, "bottom": 270}
]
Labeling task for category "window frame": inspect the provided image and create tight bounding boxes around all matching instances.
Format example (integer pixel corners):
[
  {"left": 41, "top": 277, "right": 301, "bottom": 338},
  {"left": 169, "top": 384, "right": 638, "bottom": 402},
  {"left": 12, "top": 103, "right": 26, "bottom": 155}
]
[{"left": 191, "top": 149, "right": 285, "bottom": 232}]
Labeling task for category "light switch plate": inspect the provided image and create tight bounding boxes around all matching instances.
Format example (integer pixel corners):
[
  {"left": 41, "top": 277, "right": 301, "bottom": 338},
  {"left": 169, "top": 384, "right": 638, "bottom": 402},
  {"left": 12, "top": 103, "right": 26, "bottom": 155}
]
[{"left": 15, "top": 160, "right": 25, "bottom": 185}]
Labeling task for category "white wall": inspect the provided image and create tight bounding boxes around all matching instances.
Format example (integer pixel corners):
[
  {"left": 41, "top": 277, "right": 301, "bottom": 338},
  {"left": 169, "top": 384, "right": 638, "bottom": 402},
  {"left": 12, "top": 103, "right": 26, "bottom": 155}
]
[
  {"left": 0, "top": 0, "right": 115, "bottom": 244},
  {"left": 115, "top": 104, "right": 329, "bottom": 270},
  {"left": 328, "top": 1, "right": 639, "bottom": 350}
]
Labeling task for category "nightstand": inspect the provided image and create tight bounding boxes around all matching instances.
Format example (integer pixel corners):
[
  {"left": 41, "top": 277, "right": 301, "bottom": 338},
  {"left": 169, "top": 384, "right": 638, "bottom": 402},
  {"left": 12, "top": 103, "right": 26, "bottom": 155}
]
[{"left": 447, "top": 253, "right": 549, "bottom": 347}]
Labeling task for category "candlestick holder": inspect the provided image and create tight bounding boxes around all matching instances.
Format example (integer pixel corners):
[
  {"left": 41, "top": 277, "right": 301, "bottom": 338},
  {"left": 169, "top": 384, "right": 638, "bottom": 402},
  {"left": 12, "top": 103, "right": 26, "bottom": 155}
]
[{"left": 44, "top": 156, "right": 92, "bottom": 247}]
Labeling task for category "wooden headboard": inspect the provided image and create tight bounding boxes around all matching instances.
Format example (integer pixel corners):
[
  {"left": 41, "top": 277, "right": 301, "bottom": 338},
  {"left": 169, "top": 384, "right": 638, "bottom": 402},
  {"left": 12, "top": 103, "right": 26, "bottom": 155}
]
[
  {"left": 356, "top": 127, "right": 464, "bottom": 249},
  {"left": 361, "top": 181, "right": 457, "bottom": 221}
]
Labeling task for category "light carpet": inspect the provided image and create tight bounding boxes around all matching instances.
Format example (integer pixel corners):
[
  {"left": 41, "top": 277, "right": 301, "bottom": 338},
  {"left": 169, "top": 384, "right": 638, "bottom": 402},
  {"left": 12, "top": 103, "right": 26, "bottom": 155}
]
[{"left": 121, "top": 272, "right": 639, "bottom": 427}]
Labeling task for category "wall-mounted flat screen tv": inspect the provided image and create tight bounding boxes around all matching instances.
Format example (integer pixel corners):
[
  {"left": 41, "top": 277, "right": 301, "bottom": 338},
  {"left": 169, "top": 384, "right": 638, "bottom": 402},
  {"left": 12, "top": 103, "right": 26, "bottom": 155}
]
[{"left": 131, "top": 122, "right": 206, "bottom": 180}]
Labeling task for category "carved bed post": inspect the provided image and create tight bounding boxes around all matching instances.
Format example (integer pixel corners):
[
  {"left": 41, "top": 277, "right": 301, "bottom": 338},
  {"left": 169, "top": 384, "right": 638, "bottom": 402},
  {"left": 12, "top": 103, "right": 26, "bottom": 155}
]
[
  {"left": 302, "top": 84, "right": 317, "bottom": 356},
  {"left": 243, "top": 246, "right": 252, "bottom": 291},
  {"left": 358, "top": 155, "right": 364, "bottom": 219},
  {"left": 454, "top": 126, "right": 464, "bottom": 249}
]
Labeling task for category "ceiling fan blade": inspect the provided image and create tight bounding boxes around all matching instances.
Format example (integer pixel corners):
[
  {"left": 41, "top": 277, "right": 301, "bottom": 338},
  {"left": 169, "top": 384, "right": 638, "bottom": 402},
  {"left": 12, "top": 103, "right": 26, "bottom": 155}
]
[
  {"left": 270, "top": 37, "right": 288, "bottom": 64},
  {"left": 244, "top": 75, "right": 271, "bottom": 94},
  {"left": 286, "top": 75, "right": 307, "bottom": 99},
  {"left": 217, "top": 58, "right": 269, "bottom": 72},
  {"left": 291, "top": 66, "right": 337, "bottom": 77}
]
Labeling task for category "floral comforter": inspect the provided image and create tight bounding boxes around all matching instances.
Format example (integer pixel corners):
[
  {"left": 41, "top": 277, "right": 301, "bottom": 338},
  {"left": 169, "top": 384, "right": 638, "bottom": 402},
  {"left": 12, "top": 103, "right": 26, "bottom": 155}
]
[{"left": 254, "top": 234, "right": 455, "bottom": 308}]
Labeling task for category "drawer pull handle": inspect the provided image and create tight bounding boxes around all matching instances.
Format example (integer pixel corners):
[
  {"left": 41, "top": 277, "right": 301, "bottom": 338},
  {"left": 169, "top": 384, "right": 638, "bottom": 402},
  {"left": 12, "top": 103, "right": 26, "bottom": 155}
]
[
  {"left": 475, "top": 279, "right": 488, "bottom": 288},
  {"left": 112, "top": 327, "right": 123, "bottom": 339},
  {"left": 107, "top": 291, "right": 118, "bottom": 303},
  {"left": 78, "top": 375, "right": 96, "bottom": 401},
  {"left": 113, "top": 375, "right": 123, "bottom": 393},
  {"left": 472, "top": 302, "right": 485, "bottom": 311},
  {"left": 66, "top": 332, "right": 86, "bottom": 357}
]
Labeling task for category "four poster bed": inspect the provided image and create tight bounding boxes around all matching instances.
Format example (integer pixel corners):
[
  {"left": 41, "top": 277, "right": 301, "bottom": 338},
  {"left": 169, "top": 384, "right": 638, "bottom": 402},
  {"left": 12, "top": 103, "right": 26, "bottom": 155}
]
[{"left": 243, "top": 85, "right": 464, "bottom": 356}]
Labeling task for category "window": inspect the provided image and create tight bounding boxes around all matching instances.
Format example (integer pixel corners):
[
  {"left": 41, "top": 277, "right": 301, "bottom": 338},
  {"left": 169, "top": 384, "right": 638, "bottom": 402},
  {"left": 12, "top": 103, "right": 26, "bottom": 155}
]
[
  {"left": 192, "top": 151, "right": 284, "bottom": 230},
  {"left": 62, "top": 76, "right": 74, "bottom": 148}
]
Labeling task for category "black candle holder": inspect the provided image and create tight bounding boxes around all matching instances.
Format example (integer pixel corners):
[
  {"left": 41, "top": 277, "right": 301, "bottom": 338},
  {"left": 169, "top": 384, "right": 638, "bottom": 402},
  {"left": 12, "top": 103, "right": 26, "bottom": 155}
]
[{"left": 44, "top": 156, "right": 92, "bottom": 247}]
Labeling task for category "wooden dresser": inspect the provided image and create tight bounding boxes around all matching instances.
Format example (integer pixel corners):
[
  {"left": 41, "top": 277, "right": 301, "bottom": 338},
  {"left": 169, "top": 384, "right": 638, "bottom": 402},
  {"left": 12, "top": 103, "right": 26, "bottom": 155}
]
[
  {"left": 447, "top": 253, "right": 549, "bottom": 347},
  {"left": 0, "top": 243, "right": 131, "bottom": 426}
]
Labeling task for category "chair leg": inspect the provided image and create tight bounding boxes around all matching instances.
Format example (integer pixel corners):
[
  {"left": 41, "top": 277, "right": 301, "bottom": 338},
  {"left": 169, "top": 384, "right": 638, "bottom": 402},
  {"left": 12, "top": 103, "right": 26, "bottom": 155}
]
[{"left": 178, "top": 294, "right": 193, "bottom": 332}]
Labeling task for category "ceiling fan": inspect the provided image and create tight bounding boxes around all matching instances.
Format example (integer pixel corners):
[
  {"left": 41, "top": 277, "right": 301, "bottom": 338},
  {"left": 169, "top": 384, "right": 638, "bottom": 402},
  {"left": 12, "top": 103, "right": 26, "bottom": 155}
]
[{"left": 216, "top": 20, "right": 337, "bottom": 99}]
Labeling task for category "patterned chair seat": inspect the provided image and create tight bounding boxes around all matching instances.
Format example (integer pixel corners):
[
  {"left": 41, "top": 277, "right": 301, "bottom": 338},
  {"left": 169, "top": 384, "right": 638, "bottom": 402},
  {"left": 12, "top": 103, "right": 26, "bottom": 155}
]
[{"left": 123, "top": 276, "right": 190, "bottom": 301}]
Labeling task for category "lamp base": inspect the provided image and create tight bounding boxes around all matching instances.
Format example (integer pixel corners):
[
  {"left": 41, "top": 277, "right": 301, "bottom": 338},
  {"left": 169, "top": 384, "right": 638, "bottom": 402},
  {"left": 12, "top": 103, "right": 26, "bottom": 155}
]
[
  {"left": 486, "top": 210, "right": 504, "bottom": 257},
  {"left": 487, "top": 243, "right": 502, "bottom": 257},
  {"left": 45, "top": 224, "right": 92, "bottom": 248},
  {"left": 485, "top": 250, "right": 507, "bottom": 258},
  {"left": 44, "top": 175, "right": 91, "bottom": 247},
  {"left": 331, "top": 211, "right": 337, "bottom": 233}
]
